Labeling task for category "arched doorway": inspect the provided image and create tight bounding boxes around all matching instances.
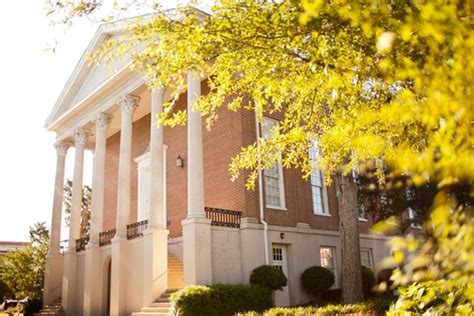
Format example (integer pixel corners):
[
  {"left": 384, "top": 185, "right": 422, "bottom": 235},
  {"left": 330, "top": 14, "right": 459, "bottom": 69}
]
[{"left": 102, "top": 257, "right": 112, "bottom": 315}]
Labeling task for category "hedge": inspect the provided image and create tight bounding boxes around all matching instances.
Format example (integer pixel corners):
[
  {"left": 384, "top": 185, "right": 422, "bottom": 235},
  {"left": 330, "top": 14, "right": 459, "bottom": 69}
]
[
  {"left": 171, "top": 284, "right": 272, "bottom": 316},
  {"left": 238, "top": 295, "right": 395, "bottom": 316}
]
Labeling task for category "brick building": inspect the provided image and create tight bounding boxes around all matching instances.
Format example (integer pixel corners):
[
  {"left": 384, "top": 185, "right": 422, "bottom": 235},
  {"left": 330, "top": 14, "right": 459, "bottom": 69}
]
[{"left": 42, "top": 19, "right": 390, "bottom": 316}]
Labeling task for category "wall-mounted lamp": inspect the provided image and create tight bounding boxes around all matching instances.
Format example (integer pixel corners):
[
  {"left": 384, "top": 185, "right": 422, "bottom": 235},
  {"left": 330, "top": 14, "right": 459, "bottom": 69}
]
[
  {"left": 280, "top": 232, "right": 285, "bottom": 240},
  {"left": 176, "top": 155, "right": 184, "bottom": 168}
]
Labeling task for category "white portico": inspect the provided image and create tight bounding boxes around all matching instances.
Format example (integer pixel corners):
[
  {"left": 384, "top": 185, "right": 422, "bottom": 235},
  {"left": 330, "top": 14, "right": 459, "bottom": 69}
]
[{"left": 43, "top": 22, "right": 210, "bottom": 316}]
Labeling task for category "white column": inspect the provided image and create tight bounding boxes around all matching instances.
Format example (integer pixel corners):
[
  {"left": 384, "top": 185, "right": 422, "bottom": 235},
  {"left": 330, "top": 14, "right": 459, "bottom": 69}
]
[
  {"left": 84, "top": 112, "right": 113, "bottom": 316},
  {"left": 63, "top": 127, "right": 88, "bottom": 315},
  {"left": 149, "top": 88, "right": 165, "bottom": 229},
  {"left": 182, "top": 71, "right": 212, "bottom": 285},
  {"left": 49, "top": 141, "right": 69, "bottom": 254},
  {"left": 186, "top": 71, "right": 205, "bottom": 218},
  {"left": 89, "top": 112, "right": 114, "bottom": 244},
  {"left": 115, "top": 94, "right": 140, "bottom": 237},
  {"left": 143, "top": 88, "right": 168, "bottom": 306},
  {"left": 43, "top": 141, "right": 69, "bottom": 305},
  {"left": 68, "top": 128, "right": 88, "bottom": 248},
  {"left": 110, "top": 94, "right": 139, "bottom": 316}
]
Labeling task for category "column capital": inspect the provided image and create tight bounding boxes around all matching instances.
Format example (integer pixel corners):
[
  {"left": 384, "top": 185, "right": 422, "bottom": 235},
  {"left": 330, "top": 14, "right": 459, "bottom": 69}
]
[
  {"left": 117, "top": 94, "right": 141, "bottom": 114},
  {"left": 72, "top": 128, "right": 89, "bottom": 146},
  {"left": 151, "top": 86, "right": 165, "bottom": 94},
  {"left": 54, "top": 141, "right": 69, "bottom": 156},
  {"left": 93, "top": 112, "right": 114, "bottom": 130}
]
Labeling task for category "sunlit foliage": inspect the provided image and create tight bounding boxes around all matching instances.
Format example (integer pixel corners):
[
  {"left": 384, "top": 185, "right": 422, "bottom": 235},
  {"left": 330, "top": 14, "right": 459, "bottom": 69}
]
[
  {"left": 45, "top": 0, "right": 473, "bottom": 312},
  {"left": 0, "top": 223, "right": 49, "bottom": 299}
]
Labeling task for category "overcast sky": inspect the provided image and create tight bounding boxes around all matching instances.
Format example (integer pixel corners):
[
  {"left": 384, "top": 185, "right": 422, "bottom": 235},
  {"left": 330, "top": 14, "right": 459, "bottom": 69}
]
[{"left": 0, "top": 1, "right": 97, "bottom": 241}]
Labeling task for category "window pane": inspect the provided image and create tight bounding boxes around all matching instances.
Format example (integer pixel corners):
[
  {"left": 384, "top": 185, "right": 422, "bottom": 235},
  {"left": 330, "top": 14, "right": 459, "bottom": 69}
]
[
  {"left": 360, "top": 249, "right": 373, "bottom": 267},
  {"left": 263, "top": 117, "right": 284, "bottom": 208},
  {"left": 320, "top": 247, "right": 335, "bottom": 268}
]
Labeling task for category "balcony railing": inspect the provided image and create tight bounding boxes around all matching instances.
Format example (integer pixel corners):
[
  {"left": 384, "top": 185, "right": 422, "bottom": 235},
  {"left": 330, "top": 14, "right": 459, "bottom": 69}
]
[
  {"left": 127, "top": 220, "right": 148, "bottom": 240},
  {"left": 99, "top": 228, "right": 116, "bottom": 246},
  {"left": 76, "top": 236, "right": 89, "bottom": 252},
  {"left": 205, "top": 207, "right": 242, "bottom": 228}
]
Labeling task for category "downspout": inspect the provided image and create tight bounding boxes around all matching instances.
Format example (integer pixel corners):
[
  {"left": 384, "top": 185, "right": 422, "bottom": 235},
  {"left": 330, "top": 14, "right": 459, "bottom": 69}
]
[{"left": 255, "top": 114, "right": 270, "bottom": 265}]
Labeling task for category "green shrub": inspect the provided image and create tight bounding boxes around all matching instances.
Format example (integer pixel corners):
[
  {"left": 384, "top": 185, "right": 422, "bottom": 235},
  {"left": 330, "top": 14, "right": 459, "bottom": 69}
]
[
  {"left": 301, "top": 266, "right": 334, "bottom": 298},
  {"left": 238, "top": 295, "right": 396, "bottom": 315},
  {"left": 389, "top": 280, "right": 472, "bottom": 315},
  {"left": 361, "top": 266, "right": 376, "bottom": 297},
  {"left": 250, "top": 265, "right": 287, "bottom": 291},
  {"left": 171, "top": 284, "right": 272, "bottom": 316},
  {"left": 376, "top": 268, "right": 394, "bottom": 289}
]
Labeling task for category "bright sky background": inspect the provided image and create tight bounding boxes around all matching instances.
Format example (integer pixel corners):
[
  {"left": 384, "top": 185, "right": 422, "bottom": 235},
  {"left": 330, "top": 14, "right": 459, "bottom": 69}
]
[
  {"left": 0, "top": 0, "right": 209, "bottom": 242},
  {"left": 0, "top": 1, "right": 97, "bottom": 242}
]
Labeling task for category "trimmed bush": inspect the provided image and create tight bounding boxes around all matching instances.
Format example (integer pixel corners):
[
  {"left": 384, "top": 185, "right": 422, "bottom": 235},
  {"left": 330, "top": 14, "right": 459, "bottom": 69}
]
[
  {"left": 361, "top": 266, "right": 376, "bottom": 297},
  {"left": 171, "top": 284, "right": 272, "bottom": 316},
  {"left": 250, "top": 265, "right": 287, "bottom": 291},
  {"left": 301, "top": 266, "right": 334, "bottom": 298},
  {"left": 321, "top": 288, "right": 341, "bottom": 303}
]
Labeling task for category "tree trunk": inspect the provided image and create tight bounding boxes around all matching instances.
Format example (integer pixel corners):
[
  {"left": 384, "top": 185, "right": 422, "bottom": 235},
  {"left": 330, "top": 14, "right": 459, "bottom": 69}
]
[{"left": 336, "top": 173, "right": 364, "bottom": 304}]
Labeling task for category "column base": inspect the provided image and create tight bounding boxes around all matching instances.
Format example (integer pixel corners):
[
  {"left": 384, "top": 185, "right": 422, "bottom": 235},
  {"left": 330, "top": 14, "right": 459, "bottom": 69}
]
[
  {"left": 43, "top": 254, "right": 63, "bottom": 306},
  {"left": 182, "top": 217, "right": 212, "bottom": 285},
  {"left": 142, "top": 229, "right": 169, "bottom": 306},
  {"left": 110, "top": 237, "right": 127, "bottom": 316},
  {"left": 83, "top": 243, "right": 102, "bottom": 316},
  {"left": 62, "top": 250, "right": 77, "bottom": 315}
]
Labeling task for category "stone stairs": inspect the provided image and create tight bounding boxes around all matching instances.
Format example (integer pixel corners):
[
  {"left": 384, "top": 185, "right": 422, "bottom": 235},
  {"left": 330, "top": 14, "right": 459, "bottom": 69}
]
[
  {"left": 131, "top": 253, "right": 183, "bottom": 316},
  {"left": 167, "top": 253, "right": 184, "bottom": 289},
  {"left": 34, "top": 298, "right": 64, "bottom": 316},
  {"left": 131, "top": 289, "right": 179, "bottom": 316}
]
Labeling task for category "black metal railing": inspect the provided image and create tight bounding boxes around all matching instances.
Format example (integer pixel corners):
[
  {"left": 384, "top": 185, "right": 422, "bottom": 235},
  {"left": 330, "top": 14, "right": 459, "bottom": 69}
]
[
  {"left": 99, "top": 228, "right": 116, "bottom": 246},
  {"left": 205, "top": 207, "right": 242, "bottom": 228},
  {"left": 76, "top": 236, "right": 89, "bottom": 252},
  {"left": 127, "top": 220, "right": 148, "bottom": 240}
]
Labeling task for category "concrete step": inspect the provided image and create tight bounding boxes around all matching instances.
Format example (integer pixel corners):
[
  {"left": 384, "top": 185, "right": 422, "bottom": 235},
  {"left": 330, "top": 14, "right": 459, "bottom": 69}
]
[
  {"left": 132, "top": 312, "right": 169, "bottom": 316},
  {"left": 155, "top": 297, "right": 171, "bottom": 303},
  {"left": 141, "top": 307, "right": 169, "bottom": 312},
  {"left": 150, "top": 302, "right": 170, "bottom": 308}
]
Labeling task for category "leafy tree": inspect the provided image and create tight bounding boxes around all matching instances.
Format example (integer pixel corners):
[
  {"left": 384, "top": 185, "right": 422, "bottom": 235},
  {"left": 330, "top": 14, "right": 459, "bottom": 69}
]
[
  {"left": 63, "top": 179, "right": 92, "bottom": 237},
  {"left": 46, "top": 0, "right": 473, "bottom": 308},
  {"left": 0, "top": 223, "right": 49, "bottom": 299}
]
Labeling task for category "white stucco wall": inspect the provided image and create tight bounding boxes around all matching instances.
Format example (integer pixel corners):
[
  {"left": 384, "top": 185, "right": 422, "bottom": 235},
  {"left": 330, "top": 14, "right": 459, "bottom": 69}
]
[{"left": 211, "top": 226, "right": 242, "bottom": 284}]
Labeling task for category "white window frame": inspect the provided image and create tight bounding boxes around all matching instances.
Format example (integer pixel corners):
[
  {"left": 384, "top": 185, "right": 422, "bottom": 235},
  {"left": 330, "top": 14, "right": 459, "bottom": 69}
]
[
  {"left": 309, "top": 140, "right": 330, "bottom": 216},
  {"left": 320, "top": 246, "right": 338, "bottom": 287},
  {"left": 262, "top": 117, "right": 286, "bottom": 210},
  {"left": 135, "top": 151, "right": 151, "bottom": 222},
  {"left": 360, "top": 248, "right": 373, "bottom": 268}
]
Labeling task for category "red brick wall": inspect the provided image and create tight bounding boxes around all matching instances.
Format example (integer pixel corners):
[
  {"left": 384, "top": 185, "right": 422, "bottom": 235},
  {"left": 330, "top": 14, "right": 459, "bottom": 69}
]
[
  {"left": 101, "top": 81, "right": 372, "bottom": 236},
  {"left": 103, "top": 113, "right": 151, "bottom": 231}
]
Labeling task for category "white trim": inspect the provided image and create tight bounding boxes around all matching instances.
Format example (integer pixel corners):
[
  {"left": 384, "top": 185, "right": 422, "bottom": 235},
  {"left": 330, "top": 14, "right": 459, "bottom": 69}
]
[
  {"left": 262, "top": 117, "right": 286, "bottom": 210},
  {"left": 266, "top": 205, "right": 288, "bottom": 211},
  {"left": 314, "top": 212, "right": 331, "bottom": 218},
  {"left": 309, "top": 142, "right": 330, "bottom": 216}
]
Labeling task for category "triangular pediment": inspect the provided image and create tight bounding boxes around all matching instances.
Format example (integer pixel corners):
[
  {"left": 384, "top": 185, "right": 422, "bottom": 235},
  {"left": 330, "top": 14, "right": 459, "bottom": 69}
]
[{"left": 44, "top": 22, "right": 134, "bottom": 129}]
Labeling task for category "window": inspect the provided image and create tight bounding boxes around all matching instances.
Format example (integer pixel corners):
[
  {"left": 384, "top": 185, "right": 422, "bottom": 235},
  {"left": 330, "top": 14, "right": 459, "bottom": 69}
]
[
  {"left": 360, "top": 248, "right": 373, "bottom": 268},
  {"left": 262, "top": 117, "right": 286, "bottom": 209},
  {"left": 309, "top": 141, "right": 329, "bottom": 215},
  {"left": 320, "top": 246, "right": 337, "bottom": 286}
]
